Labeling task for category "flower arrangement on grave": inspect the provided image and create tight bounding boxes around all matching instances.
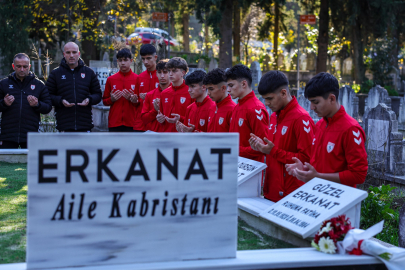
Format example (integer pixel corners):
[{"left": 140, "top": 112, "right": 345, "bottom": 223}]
[
  {"left": 312, "top": 215, "right": 405, "bottom": 270},
  {"left": 311, "top": 215, "right": 352, "bottom": 254}
]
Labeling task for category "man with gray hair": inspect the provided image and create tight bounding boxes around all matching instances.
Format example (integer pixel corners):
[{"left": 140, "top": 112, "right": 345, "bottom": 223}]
[
  {"left": 46, "top": 42, "right": 102, "bottom": 132},
  {"left": 0, "top": 53, "right": 52, "bottom": 148}
]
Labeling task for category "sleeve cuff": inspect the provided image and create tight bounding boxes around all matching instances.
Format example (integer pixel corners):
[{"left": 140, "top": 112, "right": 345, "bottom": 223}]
[{"left": 269, "top": 144, "right": 278, "bottom": 157}]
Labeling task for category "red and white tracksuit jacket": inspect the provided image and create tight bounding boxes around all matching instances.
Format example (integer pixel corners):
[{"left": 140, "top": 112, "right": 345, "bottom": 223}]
[
  {"left": 264, "top": 97, "right": 315, "bottom": 202},
  {"left": 229, "top": 91, "right": 269, "bottom": 162},
  {"left": 311, "top": 106, "right": 368, "bottom": 187},
  {"left": 102, "top": 70, "right": 138, "bottom": 128},
  {"left": 185, "top": 96, "right": 216, "bottom": 132},
  {"left": 208, "top": 95, "right": 236, "bottom": 132},
  {"left": 133, "top": 69, "right": 159, "bottom": 130},
  {"left": 141, "top": 84, "right": 171, "bottom": 132},
  {"left": 159, "top": 80, "right": 193, "bottom": 132}
]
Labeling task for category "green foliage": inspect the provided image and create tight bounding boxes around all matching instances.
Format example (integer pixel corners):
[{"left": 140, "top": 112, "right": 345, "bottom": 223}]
[
  {"left": 0, "top": 0, "right": 32, "bottom": 74},
  {"left": 368, "top": 38, "right": 397, "bottom": 87},
  {"left": 385, "top": 85, "right": 399, "bottom": 96},
  {"left": 360, "top": 185, "right": 401, "bottom": 246},
  {"left": 0, "top": 162, "right": 27, "bottom": 263},
  {"left": 356, "top": 79, "right": 374, "bottom": 94}
]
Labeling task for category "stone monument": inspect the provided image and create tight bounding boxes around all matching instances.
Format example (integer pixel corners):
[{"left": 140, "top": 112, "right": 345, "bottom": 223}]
[
  {"left": 208, "top": 58, "right": 218, "bottom": 71},
  {"left": 250, "top": 61, "right": 261, "bottom": 94},
  {"left": 338, "top": 85, "right": 359, "bottom": 119}
]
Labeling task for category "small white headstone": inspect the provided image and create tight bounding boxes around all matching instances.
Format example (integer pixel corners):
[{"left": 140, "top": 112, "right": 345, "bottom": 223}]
[
  {"left": 208, "top": 58, "right": 218, "bottom": 71},
  {"left": 343, "top": 57, "right": 353, "bottom": 75},
  {"left": 259, "top": 178, "right": 367, "bottom": 238}
]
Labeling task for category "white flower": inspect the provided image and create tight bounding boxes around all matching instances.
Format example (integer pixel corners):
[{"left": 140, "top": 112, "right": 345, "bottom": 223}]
[
  {"left": 318, "top": 237, "right": 337, "bottom": 254},
  {"left": 319, "top": 222, "right": 332, "bottom": 234}
]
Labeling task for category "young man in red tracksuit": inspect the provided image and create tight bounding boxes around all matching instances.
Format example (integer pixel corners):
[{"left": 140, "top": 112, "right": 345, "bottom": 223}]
[
  {"left": 206, "top": 68, "right": 236, "bottom": 132},
  {"left": 176, "top": 70, "right": 216, "bottom": 133},
  {"left": 157, "top": 57, "right": 193, "bottom": 132},
  {"left": 249, "top": 71, "right": 315, "bottom": 202},
  {"left": 141, "top": 59, "right": 171, "bottom": 132},
  {"left": 226, "top": 64, "right": 269, "bottom": 162},
  {"left": 133, "top": 44, "right": 159, "bottom": 131},
  {"left": 103, "top": 48, "right": 139, "bottom": 132},
  {"left": 286, "top": 72, "right": 368, "bottom": 188}
]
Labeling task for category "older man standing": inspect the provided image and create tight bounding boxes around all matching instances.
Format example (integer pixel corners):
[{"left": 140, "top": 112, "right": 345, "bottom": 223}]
[
  {"left": 0, "top": 53, "right": 52, "bottom": 148},
  {"left": 46, "top": 42, "right": 102, "bottom": 132}
]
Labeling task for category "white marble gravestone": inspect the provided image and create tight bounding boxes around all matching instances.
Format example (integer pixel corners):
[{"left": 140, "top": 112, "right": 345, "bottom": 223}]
[
  {"left": 208, "top": 58, "right": 218, "bottom": 71},
  {"left": 259, "top": 178, "right": 367, "bottom": 239},
  {"left": 237, "top": 157, "right": 267, "bottom": 198},
  {"left": 343, "top": 57, "right": 352, "bottom": 75},
  {"left": 27, "top": 133, "right": 239, "bottom": 269},
  {"left": 338, "top": 85, "right": 359, "bottom": 119},
  {"left": 250, "top": 61, "right": 261, "bottom": 94}
]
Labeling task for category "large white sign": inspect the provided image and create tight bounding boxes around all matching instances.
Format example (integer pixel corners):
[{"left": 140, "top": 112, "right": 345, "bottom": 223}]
[
  {"left": 27, "top": 133, "right": 239, "bottom": 269},
  {"left": 259, "top": 178, "right": 367, "bottom": 238}
]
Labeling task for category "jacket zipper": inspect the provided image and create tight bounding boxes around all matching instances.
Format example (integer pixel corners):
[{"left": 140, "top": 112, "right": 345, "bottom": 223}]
[
  {"left": 18, "top": 86, "right": 23, "bottom": 144},
  {"left": 73, "top": 70, "right": 77, "bottom": 130}
]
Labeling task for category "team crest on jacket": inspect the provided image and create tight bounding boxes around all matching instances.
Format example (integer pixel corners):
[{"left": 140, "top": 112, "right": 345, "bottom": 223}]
[
  {"left": 156, "top": 82, "right": 159, "bottom": 88},
  {"left": 81, "top": 73, "right": 85, "bottom": 79},
  {"left": 327, "top": 142, "right": 335, "bottom": 153},
  {"left": 200, "top": 119, "right": 205, "bottom": 126},
  {"left": 219, "top": 117, "right": 224, "bottom": 125},
  {"left": 30, "top": 85, "right": 35, "bottom": 90},
  {"left": 238, "top": 118, "right": 244, "bottom": 126},
  {"left": 281, "top": 126, "right": 288, "bottom": 135},
  {"left": 131, "top": 85, "right": 135, "bottom": 90},
  {"left": 180, "top": 97, "right": 186, "bottom": 104}
]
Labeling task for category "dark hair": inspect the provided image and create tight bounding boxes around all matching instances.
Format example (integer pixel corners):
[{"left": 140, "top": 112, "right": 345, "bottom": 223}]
[
  {"left": 156, "top": 59, "right": 169, "bottom": 72},
  {"left": 225, "top": 64, "right": 252, "bottom": 87},
  {"left": 203, "top": 68, "right": 226, "bottom": 85},
  {"left": 185, "top": 70, "right": 206, "bottom": 86},
  {"left": 140, "top": 44, "right": 156, "bottom": 56},
  {"left": 304, "top": 72, "right": 339, "bottom": 99},
  {"left": 116, "top": 48, "right": 132, "bottom": 59},
  {"left": 166, "top": 57, "right": 188, "bottom": 73},
  {"left": 258, "top": 71, "right": 289, "bottom": 95},
  {"left": 13, "top": 53, "right": 30, "bottom": 63}
]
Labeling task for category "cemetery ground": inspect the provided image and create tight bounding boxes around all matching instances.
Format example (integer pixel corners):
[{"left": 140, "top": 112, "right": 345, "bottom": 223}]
[
  {"left": 0, "top": 161, "right": 294, "bottom": 264},
  {"left": 0, "top": 161, "right": 403, "bottom": 264}
]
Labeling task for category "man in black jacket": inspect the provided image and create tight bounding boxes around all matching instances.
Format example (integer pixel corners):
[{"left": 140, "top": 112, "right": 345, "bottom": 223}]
[
  {"left": 46, "top": 42, "right": 102, "bottom": 132},
  {"left": 0, "top": 53, "right": 52, "bottom": 148}
]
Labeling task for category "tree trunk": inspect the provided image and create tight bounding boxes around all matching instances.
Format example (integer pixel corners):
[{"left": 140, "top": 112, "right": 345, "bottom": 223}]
[
  {"left": 182, "top": 12, "right": 190, "bottom": 52},
  {"left": 205, "top": 12, "right": 209, "bottom": 55},
  {"left": 219, "top": 0, "right": 233, "bottom": 68},
  {"left": 274, "top": 3, "right": 279, "bottom": 69},
  {"left": 233, "top": 0, "right": 240, "bottom": 62},
  {"left": 391, "top": 22, "right": 399, "bottom": 69},
  {"left": 351, "top": 19, "right": 365, "bottom": 84},
  {"left": 316, "top": 0, "right": 329, "bottom": 74}
]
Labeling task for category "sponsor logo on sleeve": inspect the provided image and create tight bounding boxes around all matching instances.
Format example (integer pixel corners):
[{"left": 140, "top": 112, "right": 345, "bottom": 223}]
[
  {"left": 302, "top": 119, "right": 311, "bottom": 133},
  {"left": 327, "top": 142, "right": 335, "bottom": 153}
]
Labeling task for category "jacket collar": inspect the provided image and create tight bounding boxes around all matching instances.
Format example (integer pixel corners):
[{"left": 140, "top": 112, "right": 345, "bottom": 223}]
[
  {"left": 9, "top": 72, "right": 35, "bottom": 84},
  {"left": 276, "top": 96, "right": 298, "bottom": 121},
  {"left": 324, "top": 105, "right": 346, "bottom": 125},
  {"left": 238, "top": 91, "right": 255, "bottom": 106},
  {"left": 196, "top": 95, "right": 210, "bottom": 107},
  {"left": 173, "top": 80, "right": 186, "bottom": 91},
  {"left": 118, "top": 69, "right": 134, "bottom": 76},
  {"left": 60, "top": 58, "right": 85, "bottom": 70},
  {"left": 217, "top": 94, "right": 232, "bottom": 108},
  {"left": 159, "top": 82, "right": 172, "bottom": 92}
]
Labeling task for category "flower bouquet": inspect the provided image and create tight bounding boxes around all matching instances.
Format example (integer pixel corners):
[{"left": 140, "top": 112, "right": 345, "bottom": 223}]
[{"left": 312, "top": 215, "right": 405, "bottom": 270}]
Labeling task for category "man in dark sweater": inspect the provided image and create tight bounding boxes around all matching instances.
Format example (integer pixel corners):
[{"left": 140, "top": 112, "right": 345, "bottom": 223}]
[
  {"left": 0, "top": 53, "right": 52, "bottom": 148},
  {"left": 46, "top": 42, "right": 102, "bottom": 132}
]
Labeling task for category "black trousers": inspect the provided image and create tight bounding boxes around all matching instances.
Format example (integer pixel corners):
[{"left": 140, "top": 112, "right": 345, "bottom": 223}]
[
  {"left": 109, "top": 126, "right": 136, "bottom": 132},
  {"left": 0, "top": 140, "right": 27, "bottom": 149},
  {"left": 62, "top": 129, "right": 91, "bottom": 133}
]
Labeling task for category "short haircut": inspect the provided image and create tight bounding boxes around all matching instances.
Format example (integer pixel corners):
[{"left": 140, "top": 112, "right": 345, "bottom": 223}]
[
  {"left": 185, "top": 70, "right": 206, "bottom": 86},
  {"left": 116, "top": 48, "right": 132, "bottom": 59},
  {"left": 13, "top": 53, "right": 30, "bottom": 63},
  {"left": 140, "top": 44, "right": 156, "bottom": 56},
  {"left": 156, "top": 59, "right": 169, "bottom": 72},
  {"left": 203, "top": 68, "right": 226, "bottom": 85},
  {"left": 225, "top": 64, "right": 252, "bottom": 87},
  {"left": 258, "top": 71, "right": 289, "bottom": 95},
  {"left": 166, "top": 57, "right": 188, "bottom": 73},
  {"left": 304, "top": 72, "right": 340, "bottom": 100}
]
